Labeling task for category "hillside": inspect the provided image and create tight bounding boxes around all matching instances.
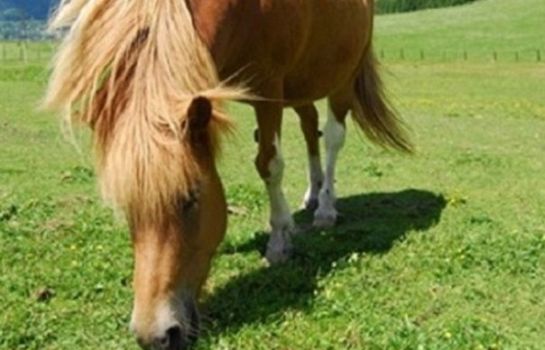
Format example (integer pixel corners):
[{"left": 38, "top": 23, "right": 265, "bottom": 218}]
[
  {"left": 375, "top": 0, "right": 545, "bottom": 53},
  {"left": 374, "top": 0, "right": 544, "bottom": 121}
]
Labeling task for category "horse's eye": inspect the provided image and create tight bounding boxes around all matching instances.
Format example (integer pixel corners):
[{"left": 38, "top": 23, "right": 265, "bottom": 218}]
[{"left": 181, "top": 189, "right": 200, "bottom": 213}]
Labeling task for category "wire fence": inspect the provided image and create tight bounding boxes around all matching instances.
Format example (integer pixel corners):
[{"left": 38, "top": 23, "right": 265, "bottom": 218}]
[
  {"left": 0, "top": 42, "right": 543, "bottom": 65},
  {"left": 378, "top": 47, "right": 544, "bottom": 63},
  {"left": 0, "top": 42, "right": 56, "bottom": 63}
]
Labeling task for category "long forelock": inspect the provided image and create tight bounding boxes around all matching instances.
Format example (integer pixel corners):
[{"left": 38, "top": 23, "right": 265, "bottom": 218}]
[{"left": 45, "top": 0, "right": 248, "bottom": 223}]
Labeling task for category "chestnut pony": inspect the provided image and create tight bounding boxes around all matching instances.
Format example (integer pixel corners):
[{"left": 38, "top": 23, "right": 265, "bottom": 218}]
[{"left": 45, "top": 0, "right": 411, "bottom": 349}]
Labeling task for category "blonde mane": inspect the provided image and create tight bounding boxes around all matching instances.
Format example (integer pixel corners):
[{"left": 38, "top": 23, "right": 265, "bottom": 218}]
[{"left": 45, "top": 0, "right": 246, "bottom": 223}]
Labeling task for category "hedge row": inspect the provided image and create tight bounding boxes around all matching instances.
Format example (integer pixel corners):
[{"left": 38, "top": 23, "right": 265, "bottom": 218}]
[{"left": 376, "top": 0, "right": 478, "bottom": 14}]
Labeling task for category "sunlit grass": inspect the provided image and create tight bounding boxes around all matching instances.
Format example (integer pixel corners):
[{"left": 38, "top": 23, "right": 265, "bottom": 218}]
[{"left": 1, "top": 0, "right": 545, "bottom": 348}]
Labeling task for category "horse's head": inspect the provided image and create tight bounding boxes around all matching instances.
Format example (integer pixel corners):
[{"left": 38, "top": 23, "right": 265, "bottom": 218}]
[
  {"left": 45, "top": 2, "right": 246, "bottom": 347},
  {"left": 128, "top": 97, "right": 227, "bottom": 350}
]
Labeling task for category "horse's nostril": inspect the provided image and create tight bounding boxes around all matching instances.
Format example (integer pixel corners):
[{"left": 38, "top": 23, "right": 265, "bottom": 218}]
[{"left": 156, "top": 325, "right": 186, "bottom": 350}]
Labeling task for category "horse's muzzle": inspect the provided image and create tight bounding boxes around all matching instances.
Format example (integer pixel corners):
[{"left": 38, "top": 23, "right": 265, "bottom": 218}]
[
  {"left": 137, "top": 325, "right": 190, "bottom": 350},
  {"left": 136, "top": 301, "right": 200, "bottom": 350}
]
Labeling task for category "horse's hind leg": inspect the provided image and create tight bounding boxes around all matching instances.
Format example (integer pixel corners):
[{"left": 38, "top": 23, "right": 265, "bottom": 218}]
[
  {"left": 254, "top": 94, "right": 294, "bottom": 264},
  {"left": 314, "top": 94, "right": 351, "bottom": 228},
  {"left": 294, "top": 104, "right": 324, "bottom": 212}
]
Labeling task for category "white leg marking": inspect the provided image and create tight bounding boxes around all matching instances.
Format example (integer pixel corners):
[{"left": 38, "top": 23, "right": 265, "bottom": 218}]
[
  {"left": 314, "top": 107, "right": 346, "bottom": 228},
  {"left": 265, "top": 135, "right": 294, "bottom": 264},
  {"left": 302, "top": 155, "right": 324, "bottom": 211}
]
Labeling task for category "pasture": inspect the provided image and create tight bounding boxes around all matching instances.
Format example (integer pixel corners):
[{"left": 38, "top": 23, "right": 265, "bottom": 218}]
[{"left": 1, "top": 0, "right": 544, "bottom": 349}]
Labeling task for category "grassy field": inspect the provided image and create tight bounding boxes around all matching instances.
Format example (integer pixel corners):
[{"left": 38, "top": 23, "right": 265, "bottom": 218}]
[
  {"left": 375, "top": 0, "right": 545, "bottom": 62},
  {"left": 0, "top": 41, "right": 54, "bottom": 64},
  {"left": 1, "top": 0, "right": 545, "bottom": 349}
]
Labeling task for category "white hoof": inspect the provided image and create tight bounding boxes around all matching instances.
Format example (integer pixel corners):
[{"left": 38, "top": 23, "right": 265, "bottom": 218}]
[
  {"left": 265, "top": 227, "right": 294, "bottom": 264},
  {"left": 265, "top": 245, "right": 292, "bottom": 264},
  {"left": 313, "top": 207, "right": 338, "bottom": 228}
]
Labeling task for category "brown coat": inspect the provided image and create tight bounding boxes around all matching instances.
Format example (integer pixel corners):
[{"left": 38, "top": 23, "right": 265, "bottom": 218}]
[{"left": 190, "top": 0, "right": 373, "bottom": 104}]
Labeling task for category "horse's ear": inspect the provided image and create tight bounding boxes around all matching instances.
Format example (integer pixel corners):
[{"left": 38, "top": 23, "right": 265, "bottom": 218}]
[{"left": 187, "top": 96, "right": 212, "bottom": 132}]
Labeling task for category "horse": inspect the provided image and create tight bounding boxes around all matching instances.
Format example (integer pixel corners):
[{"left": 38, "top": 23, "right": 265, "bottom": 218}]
[{"left": 45, "top": 0, "right": 412, "bottom": 349}]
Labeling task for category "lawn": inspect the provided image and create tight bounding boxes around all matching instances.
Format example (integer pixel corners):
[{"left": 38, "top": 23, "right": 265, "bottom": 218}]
[
  {"left": 375, "top": 0, "right": 545, "bottom": 61},
  {"left": 1, "top": 0, "right": 545, "bottom": 349}
]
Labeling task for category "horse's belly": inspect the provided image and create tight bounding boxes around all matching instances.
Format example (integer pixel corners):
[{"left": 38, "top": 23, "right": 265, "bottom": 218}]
[
  {"left": 283, "top": 39, "right": 367, "bottom": 103},
  {"left": 282, "top": 72, "right": 350, "bottom": 105}
]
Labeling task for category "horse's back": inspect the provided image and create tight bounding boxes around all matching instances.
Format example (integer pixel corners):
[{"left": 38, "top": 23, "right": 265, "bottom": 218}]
[{"left": 190, "top": 0, "right": 374, "bottom": 102}]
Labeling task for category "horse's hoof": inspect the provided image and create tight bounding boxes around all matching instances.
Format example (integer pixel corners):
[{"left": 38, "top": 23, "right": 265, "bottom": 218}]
[
  {"left": 313, "top": 209, "right": 337, "bottom": 228},
  {"left": 265, "top": 228, "right": 294, "bottom": 264},
  {"left": 265, "top": 246, "right": 292, "bottom": 265}
]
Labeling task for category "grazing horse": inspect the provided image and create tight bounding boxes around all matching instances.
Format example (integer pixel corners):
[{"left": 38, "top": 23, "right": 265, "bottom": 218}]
[{"left": 45, "top": 0, "right": 411, "bottom": 349}]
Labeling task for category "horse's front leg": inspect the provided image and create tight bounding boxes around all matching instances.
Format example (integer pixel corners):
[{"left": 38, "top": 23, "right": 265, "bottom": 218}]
[{"left": 254, "top": 96, "right": 294, "bottom": 264}]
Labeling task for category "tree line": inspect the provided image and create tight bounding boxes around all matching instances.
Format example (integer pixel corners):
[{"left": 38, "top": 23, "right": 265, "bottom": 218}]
[{"left": 377, "top": 0, "right": 478, "bottom": 14}]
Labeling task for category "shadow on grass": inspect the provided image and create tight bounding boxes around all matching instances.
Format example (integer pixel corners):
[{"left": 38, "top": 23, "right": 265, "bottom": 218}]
[{"left": 203, "top": 189, "right": 446, "bottom": 335}]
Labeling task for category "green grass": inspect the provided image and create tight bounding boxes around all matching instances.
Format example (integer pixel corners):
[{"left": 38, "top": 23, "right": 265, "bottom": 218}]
[
  {"left": 0, "top": 41, "right": 54, "bottom": 64},
  {"left": 2, "top": 0, "right": 545, "bottom": 349},
  {"left": 375, "top": 0, "right": 545, "bottom": 61}
]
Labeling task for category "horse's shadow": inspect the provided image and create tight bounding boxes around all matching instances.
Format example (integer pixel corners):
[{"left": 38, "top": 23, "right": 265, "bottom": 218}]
[{"left": 203, "top": 189, "right": 446, "bottom": 335}]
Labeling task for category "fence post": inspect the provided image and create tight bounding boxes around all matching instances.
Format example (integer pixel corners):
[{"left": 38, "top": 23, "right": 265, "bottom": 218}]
[
  {"left": 400, "top": 48, "right": 405, "bottom": 60},
  {"left": 464, "top": 51, "right": 468, "bottom": 61},
  {"left": 493, "top": 51, "right": 497, "bottom": 62},
  {"left": 380, "top": 49, "right": 385, "bottom": 60},
  {"left": 537, "top": 50, "right": 542, "bottom": 62},
  {"left": 23, "top": 43, "right": 28, "bottom": 64},
  {"left": 420, "top": 49, "right": 424, "bottom": 61}
]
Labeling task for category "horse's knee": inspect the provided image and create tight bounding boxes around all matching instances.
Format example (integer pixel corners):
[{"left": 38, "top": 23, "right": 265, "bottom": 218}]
[
  {"left": 255, "top": 144, "right": 284, "bottom": 184},
  {"left": 255, "top": 149, "right": 274, "bottom": 179}
]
